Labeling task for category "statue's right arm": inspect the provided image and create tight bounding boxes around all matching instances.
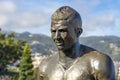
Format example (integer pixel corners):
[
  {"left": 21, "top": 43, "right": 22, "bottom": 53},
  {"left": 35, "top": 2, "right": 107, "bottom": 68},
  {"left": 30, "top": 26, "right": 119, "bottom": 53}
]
[
  {"left": 36, "top": 69, "right": 49, "bottom": 80},
  {"left": 36, "top": 57, "right": 49, "bottom": 80},
  {"left": 34, "top": 68, "right": 43, "bottom": 80},
  {"left": 35, "top": 69, "right": 45, "bottom": 80},
  {"left": 37, "top": 70, "right": 44, "bottom": 80}
]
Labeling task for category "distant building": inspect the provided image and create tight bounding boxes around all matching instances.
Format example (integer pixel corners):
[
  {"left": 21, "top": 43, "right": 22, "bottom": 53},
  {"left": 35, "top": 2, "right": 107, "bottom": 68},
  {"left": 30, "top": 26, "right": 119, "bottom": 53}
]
[
  {"left": 32, "top": 53, "right": 48, "bottom": 68},
  {"left": 114, "top": 61, "right": 120, "bottom": 78}
]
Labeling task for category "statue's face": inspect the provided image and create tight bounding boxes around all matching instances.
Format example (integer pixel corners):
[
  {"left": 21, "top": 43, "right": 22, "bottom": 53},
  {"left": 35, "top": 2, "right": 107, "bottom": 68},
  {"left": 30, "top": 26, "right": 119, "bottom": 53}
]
[{"left": 51, "top": 21, "right": 77, "bottom": 51}]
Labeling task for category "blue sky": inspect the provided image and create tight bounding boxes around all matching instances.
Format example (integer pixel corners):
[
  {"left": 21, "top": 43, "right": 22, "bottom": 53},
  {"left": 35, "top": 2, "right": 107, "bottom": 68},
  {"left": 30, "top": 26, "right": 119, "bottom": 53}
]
[{"left": 0, "top": 0, "right": 120, "bottom": 37}]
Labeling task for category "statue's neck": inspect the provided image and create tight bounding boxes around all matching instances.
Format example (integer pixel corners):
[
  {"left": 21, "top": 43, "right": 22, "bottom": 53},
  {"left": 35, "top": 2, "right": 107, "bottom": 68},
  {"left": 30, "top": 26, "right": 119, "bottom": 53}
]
[
  {"left": 58, "top": 40, "right": 81, "bottom": 70},
  {"left": 59, "top": 40, "right": 81, "bottom": 60}
]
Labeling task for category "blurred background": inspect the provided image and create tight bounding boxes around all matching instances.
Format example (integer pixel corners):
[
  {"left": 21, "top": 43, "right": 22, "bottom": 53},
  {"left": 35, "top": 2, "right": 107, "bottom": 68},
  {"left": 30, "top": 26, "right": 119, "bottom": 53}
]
[{"left": 0, "top": 0, "right": 120, "bottom": 79}]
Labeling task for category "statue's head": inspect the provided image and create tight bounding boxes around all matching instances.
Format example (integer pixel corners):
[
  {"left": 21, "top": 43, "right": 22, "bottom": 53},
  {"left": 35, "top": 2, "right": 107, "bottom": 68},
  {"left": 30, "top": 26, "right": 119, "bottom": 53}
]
[{"left": 51, "top": 6, "right": 82, "bottom": 51}]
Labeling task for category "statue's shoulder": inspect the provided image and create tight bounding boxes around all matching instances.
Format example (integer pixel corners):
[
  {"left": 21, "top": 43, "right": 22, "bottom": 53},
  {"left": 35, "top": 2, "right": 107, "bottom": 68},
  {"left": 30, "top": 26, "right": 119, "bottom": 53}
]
[
  {"left": 39, "top": 56, "right": 50, "bottom": 72},
  {"left": 80, "top": 44, "right": 115, "bottom": 79},
  {"left": 80, "top": 44, "right": 113, "bottom": 66},
  {"left": 39, "top": 53, "right": 59, "bottom": 73}
]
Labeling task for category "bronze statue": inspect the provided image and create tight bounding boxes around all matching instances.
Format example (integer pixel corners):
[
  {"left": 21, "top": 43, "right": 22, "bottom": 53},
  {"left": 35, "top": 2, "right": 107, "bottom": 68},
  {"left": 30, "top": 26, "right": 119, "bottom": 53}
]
[{"left": 38, "top": 6, "right": 115, "bottom": 80}]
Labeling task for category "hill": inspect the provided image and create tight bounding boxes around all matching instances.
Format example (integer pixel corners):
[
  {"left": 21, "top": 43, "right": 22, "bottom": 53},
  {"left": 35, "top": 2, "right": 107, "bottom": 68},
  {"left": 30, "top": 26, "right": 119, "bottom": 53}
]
[
  {"left": 80, "top": 36, "right": 120, "bottom": 60},
  {"left": 15, "top": 32, "right": 56, "bottom": 55},
  {"left": 14, "top": 32, "right": 120, "bottom": 61}
]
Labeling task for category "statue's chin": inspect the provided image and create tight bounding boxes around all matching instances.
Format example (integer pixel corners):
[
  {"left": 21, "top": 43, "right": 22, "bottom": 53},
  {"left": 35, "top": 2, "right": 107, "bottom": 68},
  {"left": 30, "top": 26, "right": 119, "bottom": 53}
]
[{"left": 57, "top": 45, "right": 64, "bottom": 50}]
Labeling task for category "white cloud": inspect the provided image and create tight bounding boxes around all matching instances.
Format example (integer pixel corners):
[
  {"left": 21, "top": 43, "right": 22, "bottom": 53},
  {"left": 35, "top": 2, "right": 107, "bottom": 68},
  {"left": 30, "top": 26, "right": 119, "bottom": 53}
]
[
  {"left": 85, "top": 13, "right": 116, "bottom": 29},
  {"left": 16, "top": 12, "right": 48, "bottom": 27},
  {"left": 72, "top": 0, "right": 120, "bottom": 36},
  {"left": 1, "top": 12, "right": 49, "bottom": 31},
  {"left": 82, "top": 12, "right": 118, "bottom": 36},
  {"left": 0, "top": 1, "right": 49, "bottom": 32},
  {"left": 0, "top": 1, "right": 16, "bottom": 13},
  {"left": 0, "top": 0, "right": 119, "bottom": 36},
  {"left": 0, "top": 14, "right": 8, "bottom": 26}
]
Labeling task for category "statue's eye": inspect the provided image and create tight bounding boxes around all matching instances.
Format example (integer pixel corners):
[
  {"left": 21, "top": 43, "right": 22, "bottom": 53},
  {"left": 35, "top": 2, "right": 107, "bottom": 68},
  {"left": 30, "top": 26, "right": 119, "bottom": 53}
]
[
  {"left": 51, "top": 30, "right": 56, "bottom": 33},
  {"left": 59, "top": 29, "right": 67, "bottom": 32}
]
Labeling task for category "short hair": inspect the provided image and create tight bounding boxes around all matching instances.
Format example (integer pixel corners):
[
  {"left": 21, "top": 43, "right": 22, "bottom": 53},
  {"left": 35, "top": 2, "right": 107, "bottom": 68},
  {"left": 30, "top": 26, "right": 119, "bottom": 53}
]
[{"left": 51, "top": 6, "right": 82, "bottom": 29}]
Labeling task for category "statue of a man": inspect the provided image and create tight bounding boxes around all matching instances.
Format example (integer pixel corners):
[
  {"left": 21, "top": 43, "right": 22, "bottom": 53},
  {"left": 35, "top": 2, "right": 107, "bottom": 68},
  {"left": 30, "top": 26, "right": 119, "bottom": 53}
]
[{"left": 38, "top": 6, "right": 115, "bottom": 80}]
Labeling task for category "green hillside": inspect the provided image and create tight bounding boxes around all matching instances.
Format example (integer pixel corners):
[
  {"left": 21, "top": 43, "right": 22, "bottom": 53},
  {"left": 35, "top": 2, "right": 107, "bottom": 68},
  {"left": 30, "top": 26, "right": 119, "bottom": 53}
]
[{"left": 15, "top": 32, "right": 56, "bottom": 55}]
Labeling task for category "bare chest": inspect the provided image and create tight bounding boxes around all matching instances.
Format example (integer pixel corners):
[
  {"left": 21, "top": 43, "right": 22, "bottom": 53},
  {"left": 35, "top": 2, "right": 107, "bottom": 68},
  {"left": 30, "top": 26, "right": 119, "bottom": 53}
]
[{"left": 39, "top": 61, "right": 93, "bottom": 80}]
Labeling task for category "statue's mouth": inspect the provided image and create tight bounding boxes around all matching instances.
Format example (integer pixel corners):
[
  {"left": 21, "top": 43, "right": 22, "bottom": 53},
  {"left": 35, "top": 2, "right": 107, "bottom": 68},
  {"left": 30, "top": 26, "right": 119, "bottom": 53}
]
[{"left": 56, "top": 42, "right": 63, "bottom": 46}]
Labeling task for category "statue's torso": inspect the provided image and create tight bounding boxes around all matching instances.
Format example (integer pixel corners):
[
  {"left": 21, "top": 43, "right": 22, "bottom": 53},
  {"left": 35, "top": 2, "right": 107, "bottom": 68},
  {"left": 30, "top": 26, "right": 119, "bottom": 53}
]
[
  {"left": 38, "top": 45, "right": 115, "bottom": 80},
  {"left": 49, "top": 60, "right": 93, "bottom": 80},
  {"left": 39, "top": 56, "right": 94, "bottom": 80}
]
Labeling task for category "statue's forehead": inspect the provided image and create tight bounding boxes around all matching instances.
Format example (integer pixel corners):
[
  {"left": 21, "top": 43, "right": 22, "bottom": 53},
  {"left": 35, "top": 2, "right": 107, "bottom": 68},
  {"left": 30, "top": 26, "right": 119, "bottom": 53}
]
[
  {"left": 51, "top": 23, "right": 68, "bottom": 30},
  {"left": 52, "top": 20, "right": 66, "bottom": 25},
  {"left": 52, "top": 20, "right": 67, "bottom": 24}
]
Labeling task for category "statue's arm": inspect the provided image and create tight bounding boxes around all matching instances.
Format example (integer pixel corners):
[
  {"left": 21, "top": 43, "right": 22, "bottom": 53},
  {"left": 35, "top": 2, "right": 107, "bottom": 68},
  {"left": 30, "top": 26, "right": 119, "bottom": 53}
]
[
  {"left": 34, "top": 69, "right": 44, "bottom": 80},
  {"left": 36, "top": 69, "right": 48, "bottom": 80},
  {"left": 39, "top": 71, "right": 44, "bottom": 80},
  {"left": 36, "top": 57, "right": 49, "bottom": 80},
  {"left": 93, "top": 55, "right": 115, "bottom": 80}
]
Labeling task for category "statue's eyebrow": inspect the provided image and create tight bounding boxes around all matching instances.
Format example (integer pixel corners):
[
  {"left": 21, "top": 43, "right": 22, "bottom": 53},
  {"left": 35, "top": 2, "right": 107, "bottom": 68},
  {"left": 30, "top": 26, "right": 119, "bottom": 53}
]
[
  {"left": 58, "top": 27, "right": 67, "bottom": 30},
  {"left": 51, "top": 28, "right": 56, "bottom": 32}
]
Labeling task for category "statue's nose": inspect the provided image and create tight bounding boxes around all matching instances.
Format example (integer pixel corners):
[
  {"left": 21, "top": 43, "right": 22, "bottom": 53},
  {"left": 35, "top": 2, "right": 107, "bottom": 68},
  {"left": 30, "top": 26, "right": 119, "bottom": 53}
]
[{"left": 55, "top": 30, "right": 61, "bottom": 39}]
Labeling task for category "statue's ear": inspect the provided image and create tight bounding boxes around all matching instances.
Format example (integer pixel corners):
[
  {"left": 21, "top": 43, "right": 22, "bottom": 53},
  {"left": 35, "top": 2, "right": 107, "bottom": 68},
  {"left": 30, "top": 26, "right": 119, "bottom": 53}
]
[{"left": 76, "top": 28, "right": 82, "bottom": 37}]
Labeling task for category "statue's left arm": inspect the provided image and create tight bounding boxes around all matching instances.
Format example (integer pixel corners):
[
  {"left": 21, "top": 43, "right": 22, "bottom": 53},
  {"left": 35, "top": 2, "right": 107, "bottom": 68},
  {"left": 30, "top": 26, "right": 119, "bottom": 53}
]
[{"left": 92, "top": 54, "right": 115, "bottom": 80}]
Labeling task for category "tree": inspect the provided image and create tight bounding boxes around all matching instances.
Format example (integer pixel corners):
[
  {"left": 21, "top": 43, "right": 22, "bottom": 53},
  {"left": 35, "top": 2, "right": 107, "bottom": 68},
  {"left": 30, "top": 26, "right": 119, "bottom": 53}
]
[
  {"left": 0, "top": 30, "right": 26, "bottom": 71},
  {"left": 19, "top": 43, "right": 33, "bottom": 80}
]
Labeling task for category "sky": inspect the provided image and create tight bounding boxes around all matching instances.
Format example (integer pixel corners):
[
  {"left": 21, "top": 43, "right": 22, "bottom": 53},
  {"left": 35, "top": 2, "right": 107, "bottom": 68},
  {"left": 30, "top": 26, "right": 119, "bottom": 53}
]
[{"left": 0, "top": 0, "right": 120, "bottom": 37}]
